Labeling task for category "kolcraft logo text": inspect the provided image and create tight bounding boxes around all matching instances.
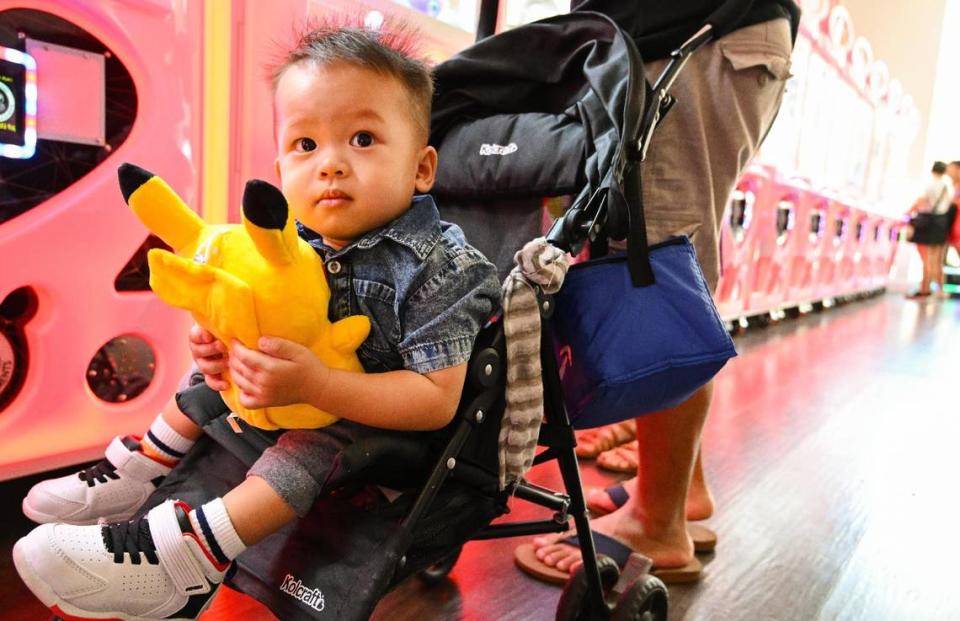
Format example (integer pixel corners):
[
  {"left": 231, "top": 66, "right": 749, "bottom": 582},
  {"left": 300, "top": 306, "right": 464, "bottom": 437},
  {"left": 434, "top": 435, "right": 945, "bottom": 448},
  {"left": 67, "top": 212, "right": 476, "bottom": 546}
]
[{"left": 280, "top": 574, "right": 325, "bottom": 612}]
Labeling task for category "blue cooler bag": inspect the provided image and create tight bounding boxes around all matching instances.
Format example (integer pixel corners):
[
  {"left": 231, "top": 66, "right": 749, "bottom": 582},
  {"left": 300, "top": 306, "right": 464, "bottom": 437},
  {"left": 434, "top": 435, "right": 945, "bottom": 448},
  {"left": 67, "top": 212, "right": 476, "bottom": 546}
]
[{"left": 552, "top": 236, "right": 736, "bottom": 428}]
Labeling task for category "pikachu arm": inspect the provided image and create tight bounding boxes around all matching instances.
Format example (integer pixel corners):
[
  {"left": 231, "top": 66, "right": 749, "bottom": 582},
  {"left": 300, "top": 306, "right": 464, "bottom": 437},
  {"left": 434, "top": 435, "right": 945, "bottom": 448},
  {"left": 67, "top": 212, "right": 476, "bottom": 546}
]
[{"left": 146, "top": 249, "right": 261, "bottom": 349}]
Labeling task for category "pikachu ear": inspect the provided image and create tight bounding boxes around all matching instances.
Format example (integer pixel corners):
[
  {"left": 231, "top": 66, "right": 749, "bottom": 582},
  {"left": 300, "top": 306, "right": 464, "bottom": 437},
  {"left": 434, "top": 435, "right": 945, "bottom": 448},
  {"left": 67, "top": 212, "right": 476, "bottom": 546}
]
[
  {"left": 118, "top": 163, "right": 205, "bottom": 252},
  {"left": 242, "top": 180, "right": 299, "bottom": 266}
]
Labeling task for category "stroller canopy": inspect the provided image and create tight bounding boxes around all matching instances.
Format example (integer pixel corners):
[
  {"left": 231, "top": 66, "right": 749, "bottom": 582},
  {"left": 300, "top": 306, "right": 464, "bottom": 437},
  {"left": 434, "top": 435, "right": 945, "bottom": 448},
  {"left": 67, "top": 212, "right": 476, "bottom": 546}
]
[{"left": 430, "top": 12, "right": 648, "bottom": 252}]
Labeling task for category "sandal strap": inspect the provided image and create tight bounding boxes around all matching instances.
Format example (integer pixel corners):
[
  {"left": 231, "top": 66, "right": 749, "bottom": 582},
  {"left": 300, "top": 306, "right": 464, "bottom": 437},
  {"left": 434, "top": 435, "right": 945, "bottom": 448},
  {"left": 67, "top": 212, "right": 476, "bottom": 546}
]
[
  {"left": 562, "top": 532, "right": 633, "bottom": 567},
  {"left": 606, "top": 483, "right": 630, "bottom": 508}
]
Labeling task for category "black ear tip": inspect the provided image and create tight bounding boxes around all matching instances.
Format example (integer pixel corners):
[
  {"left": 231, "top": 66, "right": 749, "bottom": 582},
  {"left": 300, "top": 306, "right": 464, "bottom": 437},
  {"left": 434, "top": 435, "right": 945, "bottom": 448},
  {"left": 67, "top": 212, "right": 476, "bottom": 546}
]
[
  {"left": 118, "top": 163, "right": 155, "bottom": 203},
  {"left": 242, "top": 180, "right": 288, "bottom": 230}
]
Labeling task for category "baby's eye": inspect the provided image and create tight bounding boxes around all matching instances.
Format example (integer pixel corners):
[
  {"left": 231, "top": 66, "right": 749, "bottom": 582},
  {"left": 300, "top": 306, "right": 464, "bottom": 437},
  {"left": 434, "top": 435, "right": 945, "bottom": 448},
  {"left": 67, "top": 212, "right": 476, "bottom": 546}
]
[
  {"left": 350, "top": 132, "right": 375, "bottom": 148},
  {"left": 296, "top": 137, "right": 317, "bottom": 152}
]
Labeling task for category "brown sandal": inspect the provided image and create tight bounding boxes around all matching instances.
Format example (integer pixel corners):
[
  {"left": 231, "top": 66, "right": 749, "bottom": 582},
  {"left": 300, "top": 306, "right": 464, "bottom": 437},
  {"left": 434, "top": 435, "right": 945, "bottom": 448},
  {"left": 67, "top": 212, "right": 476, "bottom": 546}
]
[
  {"left": 514, "top": 533, "right": 702, "bottom": 586},
  {"left": 574, "top": 420, "right": 636, "bottom": 459},
  {"left": 584, "top": 482, "right": 717, "bottom": 552}
]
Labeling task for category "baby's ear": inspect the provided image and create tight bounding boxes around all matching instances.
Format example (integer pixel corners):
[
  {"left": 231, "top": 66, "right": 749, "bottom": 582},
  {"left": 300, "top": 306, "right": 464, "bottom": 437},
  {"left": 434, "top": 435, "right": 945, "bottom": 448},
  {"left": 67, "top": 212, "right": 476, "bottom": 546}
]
[{"left": 414, "top": 146, "right": 438, "bottom": 193}]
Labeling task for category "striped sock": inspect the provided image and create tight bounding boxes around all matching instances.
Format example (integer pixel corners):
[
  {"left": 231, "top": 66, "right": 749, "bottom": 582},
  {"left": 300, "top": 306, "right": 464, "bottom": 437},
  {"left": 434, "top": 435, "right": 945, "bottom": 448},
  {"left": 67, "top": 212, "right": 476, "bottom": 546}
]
[
  {"left": 188, "top": 498, "right": 247, "bottom": 564},
  {"left": 140, "top": 414, "right": 194, "bottom": 467}
]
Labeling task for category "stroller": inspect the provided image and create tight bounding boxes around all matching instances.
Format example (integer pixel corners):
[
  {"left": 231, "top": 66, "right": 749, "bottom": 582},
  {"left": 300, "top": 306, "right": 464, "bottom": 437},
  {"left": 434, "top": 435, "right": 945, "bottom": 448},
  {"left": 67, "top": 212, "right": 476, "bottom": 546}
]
[{"left": 121, "top": 3, "right": 747, "bottom": 620}]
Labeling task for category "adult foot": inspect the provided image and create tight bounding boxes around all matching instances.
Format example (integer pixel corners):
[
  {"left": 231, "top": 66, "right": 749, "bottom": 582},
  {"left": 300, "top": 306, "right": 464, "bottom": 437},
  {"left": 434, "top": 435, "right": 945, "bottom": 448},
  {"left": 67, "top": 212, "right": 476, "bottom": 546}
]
[
  {"left": 529, "top": 506, "right": 695, "bottom": 579},
  {"left": 22, "top": 435, "right": 172, "bottom": 525},
  {"left": 574, "top": 420, "right": 637, "bottom": 459},
  {"left": 587, "top": 479, "right": 715, "bottom": 522},
  {"left": 13, "top": 499, "right": 228, "bottom": 621}
]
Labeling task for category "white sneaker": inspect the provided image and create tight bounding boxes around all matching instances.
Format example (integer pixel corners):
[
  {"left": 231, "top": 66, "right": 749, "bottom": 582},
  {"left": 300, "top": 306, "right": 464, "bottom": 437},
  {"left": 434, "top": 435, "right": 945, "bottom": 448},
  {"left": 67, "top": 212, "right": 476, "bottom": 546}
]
[
  {"left": 23, "top": 435, "right": 172, "bottom": 525},
  {"left": 13, "top": 499, "right": 229, "bottom": 621}
]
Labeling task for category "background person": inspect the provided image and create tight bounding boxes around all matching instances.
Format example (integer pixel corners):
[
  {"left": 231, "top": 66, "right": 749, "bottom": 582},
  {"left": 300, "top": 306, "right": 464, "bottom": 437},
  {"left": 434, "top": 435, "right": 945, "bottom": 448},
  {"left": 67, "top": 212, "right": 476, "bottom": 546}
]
[{"left": 907, "top": 161, "right": 955, "bottom": 298}]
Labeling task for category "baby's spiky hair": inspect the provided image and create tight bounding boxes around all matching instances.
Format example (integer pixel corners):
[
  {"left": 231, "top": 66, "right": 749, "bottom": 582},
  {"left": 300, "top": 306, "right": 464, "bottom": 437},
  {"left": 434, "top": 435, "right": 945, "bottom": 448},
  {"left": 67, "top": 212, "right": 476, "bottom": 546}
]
[{"left": 269, "top": 16, "right": 433, "bottom": 142}]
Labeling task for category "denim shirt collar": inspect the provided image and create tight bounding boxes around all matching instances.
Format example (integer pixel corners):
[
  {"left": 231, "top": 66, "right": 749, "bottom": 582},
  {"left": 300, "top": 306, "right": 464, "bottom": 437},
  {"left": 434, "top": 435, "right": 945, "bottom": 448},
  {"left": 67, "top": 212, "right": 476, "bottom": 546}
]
[{"left": 297, "top": 194, "right": 441, "bottom": 261}]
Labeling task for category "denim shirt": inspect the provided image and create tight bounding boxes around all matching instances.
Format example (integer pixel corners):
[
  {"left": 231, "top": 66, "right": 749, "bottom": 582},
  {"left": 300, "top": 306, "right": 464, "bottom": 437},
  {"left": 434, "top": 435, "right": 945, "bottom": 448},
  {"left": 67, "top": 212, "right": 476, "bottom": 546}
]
[{"left": 297, "top": 195, "right": 501, "bottom": 374}]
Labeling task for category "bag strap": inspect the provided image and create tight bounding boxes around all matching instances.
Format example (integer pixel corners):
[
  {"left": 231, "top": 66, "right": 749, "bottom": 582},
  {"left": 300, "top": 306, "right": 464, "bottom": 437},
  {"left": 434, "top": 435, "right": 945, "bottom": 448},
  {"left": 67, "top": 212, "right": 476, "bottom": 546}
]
[
  {"left": 935, "top": 183, "right": 949, "bottom": 212},
  {"left": 622, "top": 155, "right": 655, "bottom": 286}
]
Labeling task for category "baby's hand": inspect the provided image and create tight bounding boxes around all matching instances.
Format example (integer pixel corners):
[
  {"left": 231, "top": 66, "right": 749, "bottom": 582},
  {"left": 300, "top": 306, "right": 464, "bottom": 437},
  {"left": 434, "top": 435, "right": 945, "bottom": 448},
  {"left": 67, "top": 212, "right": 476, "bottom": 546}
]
[
  {"left": 228, "top": 337, "right": 330, "bottom": 410},
  {"left": 188, "top": 323, "right": 229, "bottom": 392}
]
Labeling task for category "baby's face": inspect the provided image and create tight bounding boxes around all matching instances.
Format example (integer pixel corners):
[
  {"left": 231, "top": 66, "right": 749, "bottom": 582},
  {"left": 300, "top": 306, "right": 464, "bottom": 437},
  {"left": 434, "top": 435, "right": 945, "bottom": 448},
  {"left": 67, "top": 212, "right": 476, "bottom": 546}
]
[{"left": 274, "top": 62, "right": 436, "bottom": 249}]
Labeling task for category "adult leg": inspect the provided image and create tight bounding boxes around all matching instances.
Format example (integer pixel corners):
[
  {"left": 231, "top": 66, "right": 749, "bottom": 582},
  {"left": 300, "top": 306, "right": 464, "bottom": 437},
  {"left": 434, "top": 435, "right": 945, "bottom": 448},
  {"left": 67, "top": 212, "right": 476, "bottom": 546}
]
[
  {"left": 535, "top": 383, "right": 712, "bottom": 573},
  {"left": 934, "top": 244, "right": 948, "bottom": 294},
  {"left": 916, "top": 244, "right": 932, "bottom": 295},
  {"left": 526, "top": 18, "right": 793, "bottom": 577},
  {"left": 588, "top": 445, "right": 714, "bottom": 521}
]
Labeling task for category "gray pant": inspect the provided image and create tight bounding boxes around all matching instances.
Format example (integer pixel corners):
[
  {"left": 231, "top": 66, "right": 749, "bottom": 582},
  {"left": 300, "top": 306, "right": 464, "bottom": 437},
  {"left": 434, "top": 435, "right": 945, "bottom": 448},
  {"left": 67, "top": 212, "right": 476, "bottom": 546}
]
[
  {"left": 247, "top": 420, "right": 433, "bottom": 517},
  {"left": 179, "top": 370, "right": 431, "bottom": 517},
  {"left": 622, "top": 18, "right": 794, "bottom": 291}
]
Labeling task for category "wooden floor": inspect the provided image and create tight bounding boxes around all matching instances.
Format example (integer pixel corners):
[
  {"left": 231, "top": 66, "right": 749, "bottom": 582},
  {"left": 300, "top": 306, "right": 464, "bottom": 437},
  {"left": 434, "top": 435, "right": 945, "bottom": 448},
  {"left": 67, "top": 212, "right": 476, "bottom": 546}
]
[{"left": 3, "top": 293, "right": 960, "bottom": 620}]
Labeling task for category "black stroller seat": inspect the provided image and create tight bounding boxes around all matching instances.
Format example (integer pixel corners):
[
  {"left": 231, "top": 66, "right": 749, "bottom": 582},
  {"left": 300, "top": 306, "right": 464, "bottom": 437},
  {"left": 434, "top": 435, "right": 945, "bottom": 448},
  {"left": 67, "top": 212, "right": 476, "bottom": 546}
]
[{"left": 143, "top": 314, "right": 508, "bottom": 620}]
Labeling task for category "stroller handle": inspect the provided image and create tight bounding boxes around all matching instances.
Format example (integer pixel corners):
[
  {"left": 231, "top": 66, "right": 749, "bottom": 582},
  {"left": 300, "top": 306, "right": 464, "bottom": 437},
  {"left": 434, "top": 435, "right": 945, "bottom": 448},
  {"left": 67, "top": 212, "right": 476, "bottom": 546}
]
[
  {"left": 545, "top": 0, "right": 757, "bottom": 270},
  {"left": 636, "top": 23, "right": 715, "bottom": 161},
  {"left": 544, "top": 22, "right": 718, "bottom": 258}
]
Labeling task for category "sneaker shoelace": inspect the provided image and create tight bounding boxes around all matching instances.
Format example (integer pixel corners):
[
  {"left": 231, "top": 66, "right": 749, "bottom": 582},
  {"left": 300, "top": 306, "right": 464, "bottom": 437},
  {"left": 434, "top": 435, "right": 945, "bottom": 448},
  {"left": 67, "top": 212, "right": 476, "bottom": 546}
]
[
  {"left": 102, "top": 516, "right": 159, "bottom": 565},
  {"left": 78, "top": 460, "right": 121, "bottom": 487}
]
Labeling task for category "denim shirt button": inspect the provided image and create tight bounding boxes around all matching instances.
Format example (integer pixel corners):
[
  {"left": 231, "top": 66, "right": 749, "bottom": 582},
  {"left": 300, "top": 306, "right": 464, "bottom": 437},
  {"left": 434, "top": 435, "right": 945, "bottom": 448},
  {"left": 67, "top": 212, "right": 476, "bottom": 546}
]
[{"left": 327, "top": 260, "right": 342, "bottom": 275}]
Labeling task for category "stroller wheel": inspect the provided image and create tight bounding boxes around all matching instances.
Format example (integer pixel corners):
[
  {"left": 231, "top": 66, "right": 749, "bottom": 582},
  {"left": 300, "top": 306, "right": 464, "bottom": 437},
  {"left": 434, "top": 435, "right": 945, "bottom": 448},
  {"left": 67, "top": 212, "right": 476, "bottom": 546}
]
[
  {"left": 417, "top": 545, "right": 463, "bottom": 585},
  {"left": 609, "top": 574, "right": 668, "bottom": 621},
  {"left": 555, "top": 555, "right": 620, "bottom": 621}
]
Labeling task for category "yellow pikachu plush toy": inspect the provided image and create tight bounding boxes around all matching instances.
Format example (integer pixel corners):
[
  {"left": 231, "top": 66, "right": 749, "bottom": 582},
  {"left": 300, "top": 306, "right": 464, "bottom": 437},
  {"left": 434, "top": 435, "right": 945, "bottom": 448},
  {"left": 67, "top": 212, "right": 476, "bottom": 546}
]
[{"left": 118, "top": 163, "right": 370, "bottom": 430}]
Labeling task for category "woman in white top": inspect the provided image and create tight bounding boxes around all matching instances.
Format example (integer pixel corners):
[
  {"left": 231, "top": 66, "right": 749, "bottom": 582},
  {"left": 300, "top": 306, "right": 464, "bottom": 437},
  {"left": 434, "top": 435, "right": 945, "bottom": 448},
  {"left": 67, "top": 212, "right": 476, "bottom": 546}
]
[{"left": 908, "top": 161, "right": 956, "bottom": 298}]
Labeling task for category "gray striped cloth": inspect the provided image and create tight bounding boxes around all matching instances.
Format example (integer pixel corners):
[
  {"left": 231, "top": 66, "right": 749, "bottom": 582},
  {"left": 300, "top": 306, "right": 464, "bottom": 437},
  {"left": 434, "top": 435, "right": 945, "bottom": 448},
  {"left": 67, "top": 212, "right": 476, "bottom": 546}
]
[{"left": 498, "top": 237, "right": 569, "bottom": 490}]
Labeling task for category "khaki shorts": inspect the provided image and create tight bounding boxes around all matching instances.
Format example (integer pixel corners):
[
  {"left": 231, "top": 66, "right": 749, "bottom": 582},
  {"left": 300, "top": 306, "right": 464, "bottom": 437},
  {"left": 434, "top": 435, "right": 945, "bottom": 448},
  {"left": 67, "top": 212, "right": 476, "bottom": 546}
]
[{"left": 620, "top": 18, "right": 793, "bottom": 292}]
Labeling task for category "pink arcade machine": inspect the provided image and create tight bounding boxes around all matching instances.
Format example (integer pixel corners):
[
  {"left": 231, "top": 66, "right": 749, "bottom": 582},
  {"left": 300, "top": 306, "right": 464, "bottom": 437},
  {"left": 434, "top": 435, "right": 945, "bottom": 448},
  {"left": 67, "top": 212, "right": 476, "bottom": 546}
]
[
  {"left": 747, "top": 181, "right": 804, "bottom": 313},
  {"left": 780, "top": 181, "right": 821, "bottom": 306},
  {"left": 844, "top": 208, "right": 868, "bottom": 294},
  {"left": 0, "top": 2, "right": 203, "bottom": 479},
  {"left": 779, "top": 181, "right": 814, "bottom": 307},
  {"left": 739, "top": 164, "right": 810, "bottom": 317},
  {"left": 715, "top": 167, "right": 768, "bottom": 320},
  {"left": 871, "top": 217, "right": 901, "bottom": 289},
  {"left": 819, "top": 199, "right": 852, "bottom": 300}
]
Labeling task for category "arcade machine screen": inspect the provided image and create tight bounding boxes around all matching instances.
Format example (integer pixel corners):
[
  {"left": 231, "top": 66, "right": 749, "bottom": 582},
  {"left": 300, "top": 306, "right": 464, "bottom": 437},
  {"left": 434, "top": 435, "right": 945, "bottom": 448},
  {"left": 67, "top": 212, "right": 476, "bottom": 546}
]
[{"left": 0, "top": 46, "right": 34, "bottom": 161}]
